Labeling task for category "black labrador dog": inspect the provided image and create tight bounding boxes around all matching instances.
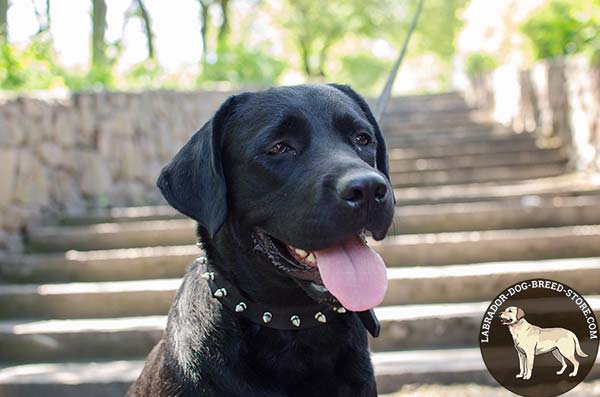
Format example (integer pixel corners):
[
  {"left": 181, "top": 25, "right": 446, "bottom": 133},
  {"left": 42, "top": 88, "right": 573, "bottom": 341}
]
[{"left": 129, "top": 84, "right": 395, "bottom": 396}]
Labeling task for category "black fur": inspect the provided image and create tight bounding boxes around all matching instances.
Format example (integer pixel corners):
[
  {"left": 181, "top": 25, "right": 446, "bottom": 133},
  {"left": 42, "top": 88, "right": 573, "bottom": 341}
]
[{"left": 129, "top": 84, "right": 395, "bottom": 396}]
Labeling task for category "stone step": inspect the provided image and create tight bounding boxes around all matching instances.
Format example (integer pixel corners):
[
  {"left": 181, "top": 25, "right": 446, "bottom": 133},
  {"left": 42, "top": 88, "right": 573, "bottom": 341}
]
[
  {"left": 385, "top": 92, "right": 466, "bottom": 108},
  {"left": 394, "top": 173, "right": 600, "bottom": 206},
  {"left": 383, "top": 257, "right": 600, "bottom": 304},
  {"left": 375, "top": 224, "right": 600, "bottom": 266},
  {"left": 26, "top": 219, "right": 197, "bottom": 252},
  {"left": 30, "top": 178, "right": 596, "bottom": 252},
  {"left": 0, "top": 316, "right": 165, "bottom": 362},
  {"left": 375, "top": 297, "right": 600, "bottom": 351},
  {"left": 384, "top": 124, "right": 511, "bottom": 140},
  {"left": 0, "top": 360, "right": 142, "bottom": 397},
  {"left": 24, "top": 188, "right": 580, "bottom": 254},
  {"left": 60, "top": 206, "right": 183, "bottom": 225},
  {"left": 385, "top": 101, "right": 471, "bottom": 116},
  {"left": 379, "top": 381, "right": 600, "bottom": 397},
  {"left": 7, "top": 219, "right": 600, "bottom": 284},
  {"left": 0, "top": 278, "right": 180, "bottom": 319},
  {"left": 3, "top": 256, "right": 600, "bottom": 319},
  {"left": 385, "top": 131, "right": 532, "bottom": 148},
  {"left": 391, "top": 162, "right": 566, "bottom": 187},
  {"left": 384, "top": 120, "right": 496, "bottom": 135},
  {"left": 13, "top": 192, "right": 600, "bottom": 271},
  {"left": 389, "top": 149, "right": 567, "bottom": 173},
  {"left": 387, "top": 128, "right": 509, "bottom": 142},
  {"left": 387, "top": 138, "right": 560, "bottom": 160},
  {"left": 15, "top": 194, "right": 600, "bottom": 258},
  {"left": 386, "top": 91, "right": 463, "bottom": 103},
  {"left": 381, "top": 109, "right": 491, "bottom": 127},
  {"left": 396, "top": 195, "right": 600, "bottom": 234},
  {"left": 0, "top": 245, "right": 195, "bottom": 283},
  {"left": 373, "top": 349, "right": 599, "bottom": 394},
  {"left": 6, "top": 195, "right": 600, "bottom": 281},
  {"left": 2, "top": 293, "right": 598, "bottom": 363},
  {"left": 0, "top": 351, "right": 597, "bottom": 396}
]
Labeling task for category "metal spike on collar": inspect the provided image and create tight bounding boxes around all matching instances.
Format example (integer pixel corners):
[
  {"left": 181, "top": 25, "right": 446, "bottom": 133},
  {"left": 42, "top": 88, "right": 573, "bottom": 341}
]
[
  {"left": 201, "top": 272, "right": 214, "bottom": 280},
  {"left": 195, "top": 256, "right": 207, "bottom": 265},
  {"left": 290, "top": 315, "right": 301, "bottom": 327},
  {"left": 195, "top": 242, "right": 202, "bottom": 249},
  {"left": 235, "top": 302, "right": 247, "bottom": 312},
  {"left": 214, "top": 288, "right": 227, "bottom": 298},
  {"left": 334, "top": 306, "right": 346, "bottom": 314},
  {"left": 314, "top": 312, "right": 326, "bottom": 323},
  {"left": 262, "top": 312, "right": 272, "bottom": 323}
]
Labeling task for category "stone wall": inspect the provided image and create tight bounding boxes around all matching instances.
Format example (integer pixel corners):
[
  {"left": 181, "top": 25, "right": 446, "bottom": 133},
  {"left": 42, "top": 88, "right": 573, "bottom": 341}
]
[
  {"left": 465, "top": 55, "right": 600, "bottom": 172},
  {"left": 0, "top": 90, "right": 234, "bottom": 252}
]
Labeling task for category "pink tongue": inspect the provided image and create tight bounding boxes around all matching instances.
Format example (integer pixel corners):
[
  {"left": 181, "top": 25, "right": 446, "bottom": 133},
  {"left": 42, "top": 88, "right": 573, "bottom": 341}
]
[{"left": 315, "top": 236, "right": 388, "bottom": 312}]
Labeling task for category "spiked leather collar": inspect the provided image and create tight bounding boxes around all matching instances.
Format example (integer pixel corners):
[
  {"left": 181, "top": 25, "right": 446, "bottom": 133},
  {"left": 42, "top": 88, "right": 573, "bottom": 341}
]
[{"left": 197, "top": 256, "right": 381, "bottom": 337}]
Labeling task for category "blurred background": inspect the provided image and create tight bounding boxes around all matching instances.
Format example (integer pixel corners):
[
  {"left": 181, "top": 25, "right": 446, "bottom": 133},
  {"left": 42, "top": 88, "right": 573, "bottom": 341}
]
[
  {"left": 0, "top": 0, "right": 596, "bottom": 94},
  {"left": 1, "top": 0, "right": 600, "bottom": 396}
]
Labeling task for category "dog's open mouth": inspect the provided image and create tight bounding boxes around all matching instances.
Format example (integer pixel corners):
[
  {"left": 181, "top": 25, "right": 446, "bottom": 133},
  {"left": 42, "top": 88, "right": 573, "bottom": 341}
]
[
  {"left": 500, "top": 317, "right": 512, "bottom": 325},
  {"left": 253, "top": 230, "right": 388, "bottom": 312}
]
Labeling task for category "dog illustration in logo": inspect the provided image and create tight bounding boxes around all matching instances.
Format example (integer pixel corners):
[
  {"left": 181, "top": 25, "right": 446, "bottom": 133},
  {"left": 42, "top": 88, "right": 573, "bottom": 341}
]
[{"left": 499, "top": 306, "right": 588, "bottom": 380}]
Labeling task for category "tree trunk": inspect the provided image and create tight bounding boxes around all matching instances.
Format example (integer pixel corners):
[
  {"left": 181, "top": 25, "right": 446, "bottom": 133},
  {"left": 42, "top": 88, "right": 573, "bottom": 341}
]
[
  {"left": 199, "top": 0, "right": 210, "bottom": 64},
  {"left": 317, "top": 41, "right": 332, "bottom": 77},
  {"left": 299, "top": 38, "right": 313, "bottom": 77},
  {"left": 46, "top": 0, "right": 51, "bottom": 30},
  {"left": 217, "top": 0, "right": 229, "bottom": 52},
  {"left": 91, "top": 0, "right": 107, "bottom": 66},
  {"left": 0, "top": 0, "right": 8, "bottom": 40},
  {"left": 33, "top": 0, "right": 51, "bottom": 34},
  {"left": 135, "top": 0, "right": 154, "bottom": 59}
]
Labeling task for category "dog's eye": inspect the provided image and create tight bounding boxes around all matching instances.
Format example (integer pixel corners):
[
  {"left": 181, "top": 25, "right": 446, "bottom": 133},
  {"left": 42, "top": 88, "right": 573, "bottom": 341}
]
[
  {"left": 355, "top": 133, "right": 371, "bottom": 146},
  {"left": 268, "top": 142, "right": 294, "bottom": 155}
]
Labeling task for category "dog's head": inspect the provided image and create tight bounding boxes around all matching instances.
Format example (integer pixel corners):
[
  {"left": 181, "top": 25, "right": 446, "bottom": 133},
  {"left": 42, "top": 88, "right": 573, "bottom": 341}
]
[
  {"left": 158, "top": 84, "right": 395, "bottom": 311},
  {"left": 499, "top": 306, "right": 525, "bottom": 325}
]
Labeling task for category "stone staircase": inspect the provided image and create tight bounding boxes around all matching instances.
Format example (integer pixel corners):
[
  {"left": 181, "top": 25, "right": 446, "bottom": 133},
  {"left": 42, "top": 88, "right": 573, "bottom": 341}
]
[{"left": 1, "top": 92, "right": 600, "bottom": 396}]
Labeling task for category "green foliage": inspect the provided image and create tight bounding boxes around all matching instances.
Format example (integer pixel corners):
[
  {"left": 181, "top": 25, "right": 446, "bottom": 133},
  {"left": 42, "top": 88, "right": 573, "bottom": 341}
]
[
  {"left": 465, "top": 52, "right": 497, "bottom": 77},
  {"left": 334, "top": 53, "right": 392, "bottom": 95},
  {"left": 0, "top": 33, "right": 119, "bottom": 92},
  {"left": 122, "top": 60, "right": 164, "bottom": 89},
  {"left": 198, "top": 43, "right": 286, "bottom": 85},
  {"left": 0, "top": 34, "right": 64, "bottom": 90},
  {"left": 282, "top": 0, "right": 400, "bottom": 77},
  {"left": 281, "top": 0, "right": 466, "bottom": 81},
  {"left": 405, "top": 0, "right": 469, "bottom": 62},
  {"left": 521, "top": 0, "right": 600, "bottom": 61},
  {"left": 60, "top": 64, "right": 115, "bottom": 92},
  {"left": 0, "top": 1, "right": 469, "bottom": 92}
]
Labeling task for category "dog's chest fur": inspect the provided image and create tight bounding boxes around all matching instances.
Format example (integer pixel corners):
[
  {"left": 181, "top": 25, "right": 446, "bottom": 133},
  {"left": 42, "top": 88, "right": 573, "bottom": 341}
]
[
  {"left": 153, "top": 265, "right": 376, "bottom": 397},
  {"left": 509, "top": 321, "right": 539, "bottom": 345}
]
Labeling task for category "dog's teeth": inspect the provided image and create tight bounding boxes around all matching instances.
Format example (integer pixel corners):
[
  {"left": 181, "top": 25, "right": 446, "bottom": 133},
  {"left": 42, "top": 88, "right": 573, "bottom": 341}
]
[
  {"left": 294, "top": 248, "right": 308, "bottom": 258},
  {"left": 314, "top": 312, "right": 326, "bottom": 323},
  {"left": 290, "top": 315, "right": 301, "bottom": 327},
  {"left": 262, "top": 312, "right": 272, "bottom": 323},
  {"left": 358, "top": 233, "right": 368, "bottom": 244},
  {"left": 334, "top": 306, "right": 347, "bottom": 314},
  {"left": 235, "top": 302, "right": 247, "bottom": 312},
  {"left": 213, "top": 288, "right": 227, "bottom": 298},
  {"left": 305, "top": 253, "right": 316, "bottom": 265},
  {"left": 311, "top": 283, "right": 328, "bottom": 293}
]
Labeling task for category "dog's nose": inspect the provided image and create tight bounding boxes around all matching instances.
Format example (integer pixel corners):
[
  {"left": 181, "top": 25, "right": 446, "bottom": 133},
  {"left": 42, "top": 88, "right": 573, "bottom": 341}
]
[{"left": 338, "top": 171, "right": 388, "bottom": 208}]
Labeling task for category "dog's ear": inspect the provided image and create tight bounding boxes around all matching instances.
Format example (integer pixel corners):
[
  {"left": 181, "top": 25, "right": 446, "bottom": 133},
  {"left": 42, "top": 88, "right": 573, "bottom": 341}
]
[
  {"left": 157, "top": 95, "right": 240, "bottom": 237},
  {"left": 328, "top": 84, "right": 391, "bottom": 183},
  {"left": 516, "top": 307, "right": 525, "bottom": 321}
]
